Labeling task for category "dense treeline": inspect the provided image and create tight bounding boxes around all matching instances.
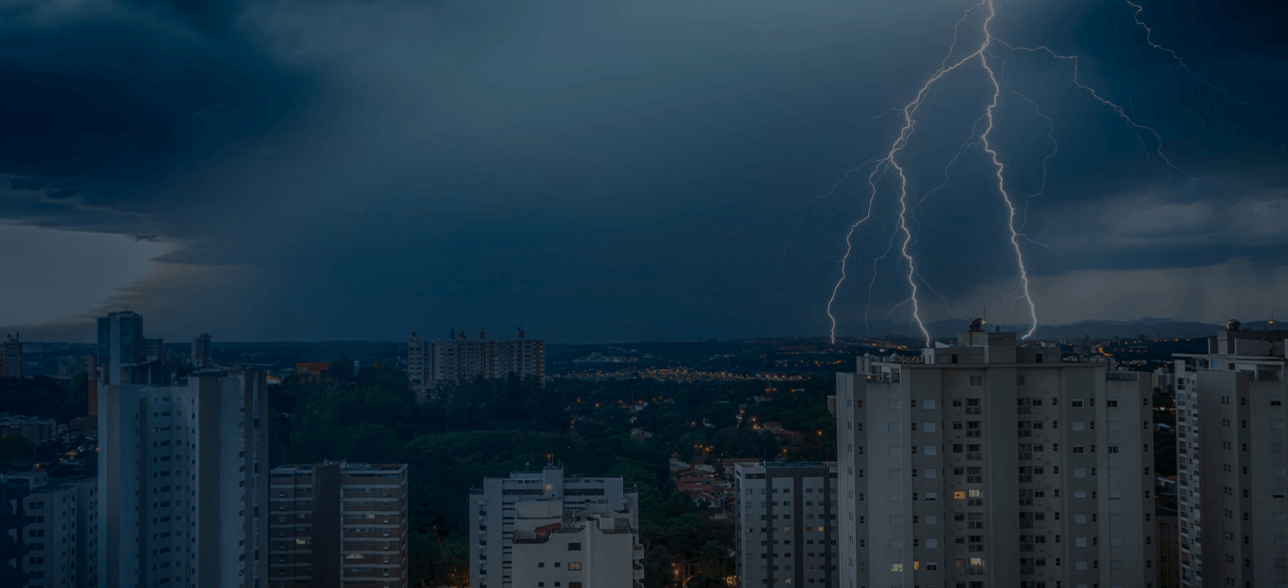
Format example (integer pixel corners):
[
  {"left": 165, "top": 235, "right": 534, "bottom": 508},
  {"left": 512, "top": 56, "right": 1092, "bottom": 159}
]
[
  {"left": 0, "top": 373, "right": 89, "bottom": 422},
  {"left": 270, "top": 360, "right": 835, "bottom": 587}
]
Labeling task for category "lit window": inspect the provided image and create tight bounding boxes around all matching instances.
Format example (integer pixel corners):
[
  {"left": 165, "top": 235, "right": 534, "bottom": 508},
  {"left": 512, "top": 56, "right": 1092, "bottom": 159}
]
[{"left": 890, "top": 564, "right": 903, "bottom": 572}]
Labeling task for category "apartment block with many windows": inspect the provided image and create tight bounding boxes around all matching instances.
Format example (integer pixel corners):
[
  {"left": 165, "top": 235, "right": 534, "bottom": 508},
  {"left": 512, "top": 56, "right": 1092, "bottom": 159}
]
[
  {"left": 268, "top": 462, "right": 409, "bottom": 588},
  {"left": 836, "top": 325, "right": 1159, "bottom": 588},
  {"left": 1173, "top": 324, "right": 1288, "bottom": 588}
]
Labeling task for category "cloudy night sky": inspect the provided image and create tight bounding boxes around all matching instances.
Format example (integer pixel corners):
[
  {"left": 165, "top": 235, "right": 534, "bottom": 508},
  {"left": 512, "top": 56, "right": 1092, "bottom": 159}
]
[{"left": 1, "top": 0, "right": 1285, "bottom": 342}]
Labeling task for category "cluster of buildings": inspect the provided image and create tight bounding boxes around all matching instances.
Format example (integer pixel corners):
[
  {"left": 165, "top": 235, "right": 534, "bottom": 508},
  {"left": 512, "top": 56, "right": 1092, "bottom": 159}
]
[
  {"left": 1, "top": 311, "right": 412, "bottom": 588},
  {"left": 9, "top": 309, "right": 1288, "bottom": 588},
  {"left": 407, "top": 328, "right": 545, "bottom": 392},
  {"left": 721, "top": 319, "right": 1288, "bottom": 588}
]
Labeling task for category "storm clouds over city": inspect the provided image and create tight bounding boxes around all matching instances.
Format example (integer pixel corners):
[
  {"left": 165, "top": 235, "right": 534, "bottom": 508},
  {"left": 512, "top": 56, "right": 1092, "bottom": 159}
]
[{"left": 2, "top": 0, "right": 1286, "bottom": 341}]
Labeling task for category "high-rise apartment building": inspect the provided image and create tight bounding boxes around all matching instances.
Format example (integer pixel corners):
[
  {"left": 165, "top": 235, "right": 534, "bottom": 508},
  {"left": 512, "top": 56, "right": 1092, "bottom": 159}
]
[
  {"left": 469, "top": 466, "right": 644, "bottom": 588},
  {"left": 734, "top": 462, "right": 839, "bottom": 588},
  {"left": 1173, "top": 324, "right": 1288, "bottom": 588},
  {"left": 408, "top": 329, "right": 544, "bottom": 389},
  {"left": 192, "top": 334, "right": 212, "bottom": 369},
  {"left": 97, "top": 311, "right": 146, "bottom": 385},
  {"left": 267, "top": 462, "right": 409, "bottom": 588},
  {"left": 836, "top": 325, "right": 1159, "bottom": 588},
  {"left": 1, "top": 333, "right": 21, "bottom": 378},
  {"left": 18, "top": 477, "right": 99, "bottom": 588},
  {"left": 98, "top": 370, "right": 269, "bottom": 588}
]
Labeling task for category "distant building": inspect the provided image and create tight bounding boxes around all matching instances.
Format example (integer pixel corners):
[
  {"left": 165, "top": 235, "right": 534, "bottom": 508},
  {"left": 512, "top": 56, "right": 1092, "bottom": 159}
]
[
  {"left": 96, "top": 311, "right": 146, "bottom": 385},
  {"left": 408, "top": 329, "right": 545, "bottom": 390},
  {"left": 268, "top": 462, "right": 409, "bottom": 588},
  {"left": 1, "top": 333, "right": 21, "bottom": 378},
  {"left": 836, "top": 324, "right": 1159, "bottom": 588},
  {"left": 1173, "top": 324, "right": 1288, "bottom": 588},
  {"left": 145, "top": 338, "right": 165, "bottom": 363},
  {"left": 469, "top": 466, "right": 644, "bottom": 588},
  {"left": 98, "top": 370, "right": 269, "bottom": 588},
  {"left": 294, "top": 362, "right": 331, "bottom": 385},
  {"left": 191, "top": 333, "right": 212, "bottom": 369},
  {"left": 0, "top": 415, "right": 59, "bottom": 444},
  {"left": 734, "top": 461, "right": 838, "bottom": 588},
  {"left": 56, "top": 354, "right": 94, "bottom": 380}
]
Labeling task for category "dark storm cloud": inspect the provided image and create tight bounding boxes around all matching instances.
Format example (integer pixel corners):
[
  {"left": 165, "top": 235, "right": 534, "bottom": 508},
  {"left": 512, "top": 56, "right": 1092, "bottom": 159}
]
[{"left": 1, "top": 0, "right": 1286, "bottom": 341}]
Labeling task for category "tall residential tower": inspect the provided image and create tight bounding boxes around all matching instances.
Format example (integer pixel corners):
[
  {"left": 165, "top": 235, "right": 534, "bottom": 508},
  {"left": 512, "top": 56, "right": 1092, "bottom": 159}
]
[
  {"left": 1173, "top": 323, "right": 1288, "bottom": 588},
  {"left": 98, "top": 370, "right": 269, "bottom": 588},
  {"left": 836, "top": 324, "right": 1159, "bottom": 588}
]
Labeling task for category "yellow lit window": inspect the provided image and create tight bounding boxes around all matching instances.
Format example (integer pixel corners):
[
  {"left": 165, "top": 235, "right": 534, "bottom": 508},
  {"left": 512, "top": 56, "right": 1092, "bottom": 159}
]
[
  {"left": 890, "top": 564, "right": 903, "bottom": 572},
  {"left": 953, "top": 491, "right": 966, "bottom": 500},
  {"left": 970, "top": 557, "right": 984, "bottom": 566}
]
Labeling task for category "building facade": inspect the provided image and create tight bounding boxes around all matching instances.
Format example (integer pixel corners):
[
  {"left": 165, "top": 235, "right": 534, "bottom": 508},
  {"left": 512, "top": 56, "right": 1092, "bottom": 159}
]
[
  {"left": 734, "top": 462, "right": 838, "bottom": 588},
  {"left": 267, "top": 462, "right": 409, "bottom": 588},
  {"left": 408, "top": 330, "right": 545, "bottom": 390},
  {"left": 1173, "top": 325, "right": 1288, "bottom": 588},
  {"left": 836, "top": 326, "right": 1159, "bottom": 588},
  {"left": 1, "top": 477, "right": 31, "bottom": 588},
  {"left": 98, "top": 370, "right": 269, "bottom": 588},
  {"left": 192, "top": 334, "right": 212, "bottom": 369},
  {"left": 21, "top": 478, "right": 100, "bottom": 588},
  {"left": 468, "top": 467, "right": 643, "bottom": 588}
]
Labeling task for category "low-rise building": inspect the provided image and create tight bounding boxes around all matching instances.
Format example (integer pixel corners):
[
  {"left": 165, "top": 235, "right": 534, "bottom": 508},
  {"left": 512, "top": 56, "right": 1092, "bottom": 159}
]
[{"left": 469, "top": 466, "right": 643, "bottom": 588}]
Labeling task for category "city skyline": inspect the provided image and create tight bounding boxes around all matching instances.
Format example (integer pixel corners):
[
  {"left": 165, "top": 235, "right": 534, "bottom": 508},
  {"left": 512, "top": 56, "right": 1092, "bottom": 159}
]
[{"left": 0, "top": 0, "right": 1285, "bottom": 342}]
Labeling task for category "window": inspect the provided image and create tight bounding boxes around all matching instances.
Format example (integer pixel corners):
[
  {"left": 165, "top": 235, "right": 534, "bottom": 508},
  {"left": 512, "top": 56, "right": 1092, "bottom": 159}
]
[
  {"left": 970, "top": 376, "right": 983, "bottom": 386},
  {"left": 924, "top": 400, "right": 936, "bottom": 409},
  {"left": 1072, "top": 399, "right": 1084, "bottom": 408},
  {"left": 568, "top": 543, "right": 581, "bottom": 551},
  {"left": 567, "top": 562, "right": 583, "bottom": 571},
  {"left": 889, "top": 423, "right": 902, "bottom": 432},
  {"left": 888, "top": 400, "right": 901, "bottom": 409}
]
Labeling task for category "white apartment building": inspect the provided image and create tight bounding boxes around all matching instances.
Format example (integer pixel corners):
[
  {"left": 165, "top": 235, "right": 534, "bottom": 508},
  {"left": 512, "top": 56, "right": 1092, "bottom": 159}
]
[
  {"left": 407, "top": 329, "right": 544, "bottom": 390},
  {"left": 734, "top": 462, "right": 839, "bottom": 588},
  {"left": 98, "top": 371, "right": 269, "bottom": 588},
  {"left": 468, "top": 466, "right": 643, "bottom": 588},
  {"left": 1173, "top": 324, "right": 1288, "bottom": 588},
  {"left": 836, "top": 325, "right": 1159, "bottom": 588}
]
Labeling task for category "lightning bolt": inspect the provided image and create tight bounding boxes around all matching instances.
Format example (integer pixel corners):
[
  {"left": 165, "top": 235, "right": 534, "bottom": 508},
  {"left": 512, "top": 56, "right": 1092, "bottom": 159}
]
[
  {"left": 1123, "top": 0, "right": 1274, "bottom": 107},
  {"left": 821, "top": 0, "right": 1216, "bottom": 346},
  {"left": 994, "top": 39, "right": 1190, "bottom": 185},
  {"left": 826, "top": 0, "right": 989, "bottom": 346}
]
